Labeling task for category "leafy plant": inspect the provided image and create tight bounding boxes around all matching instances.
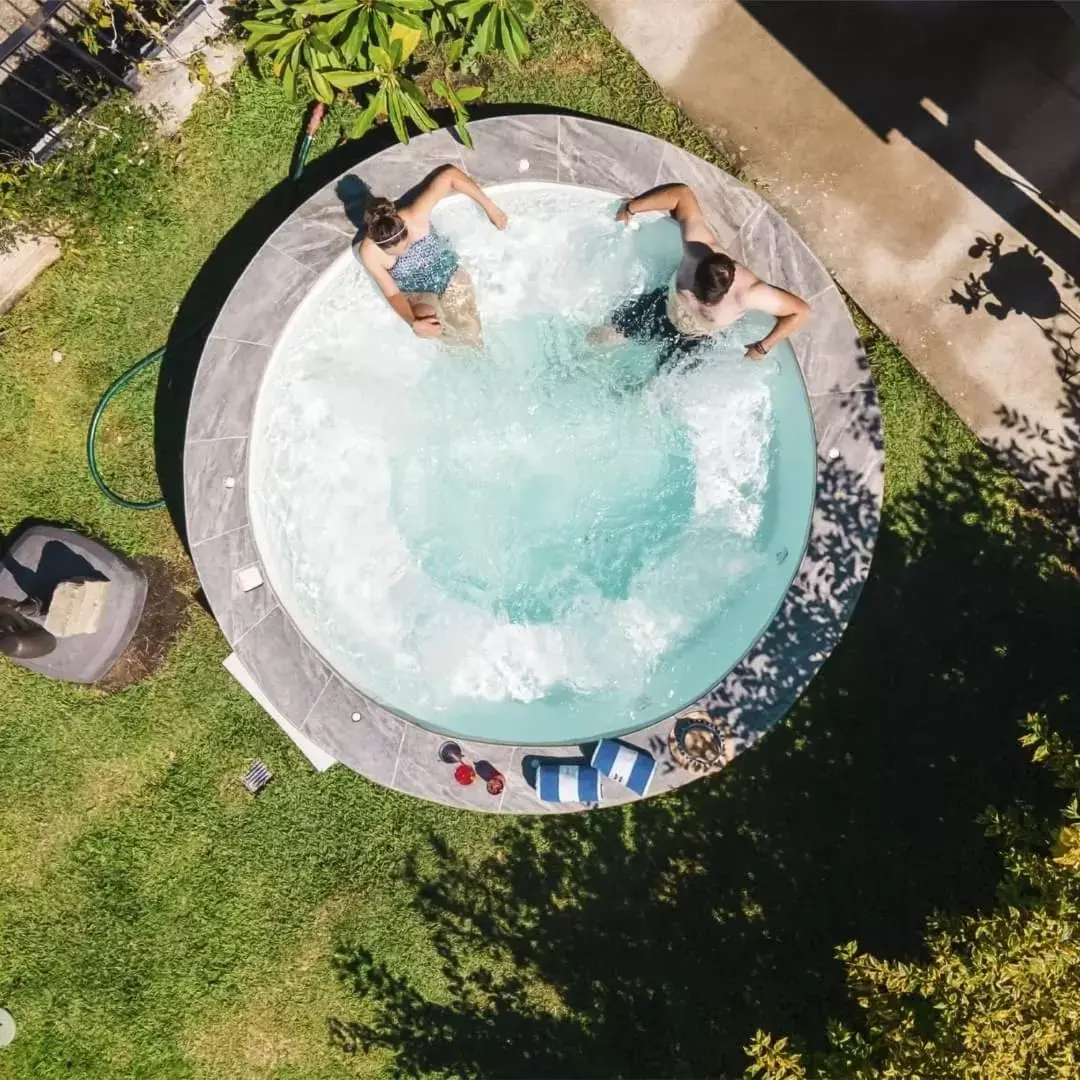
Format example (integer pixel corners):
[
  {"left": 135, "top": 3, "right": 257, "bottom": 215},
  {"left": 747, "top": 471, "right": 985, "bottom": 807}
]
[
  {"left": 324, "top": 37, "right": 435, "bottom": 143},
  {"left": 452, "top": 0, "right": 534, "bottom": 66},
  {"left": 431, "top": 76, "right": 483, "bottom": 146},
  {"left": 241, "top": 0, "right": 536, "bottom": 144}
]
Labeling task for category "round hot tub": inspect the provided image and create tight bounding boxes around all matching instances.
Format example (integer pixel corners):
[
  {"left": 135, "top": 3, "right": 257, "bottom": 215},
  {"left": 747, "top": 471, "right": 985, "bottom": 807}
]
[
  {"left": 250, "top": 182, "right": 816, "bottom": 746},
  {"left": 184, "top": 116, "right": 882, "bottom": 811}
]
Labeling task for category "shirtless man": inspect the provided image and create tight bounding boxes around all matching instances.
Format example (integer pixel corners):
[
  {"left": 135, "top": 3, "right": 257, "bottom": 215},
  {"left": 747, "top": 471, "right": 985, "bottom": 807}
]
[{"left": 592, "top": 182, "right": 811, "bottom": 365}]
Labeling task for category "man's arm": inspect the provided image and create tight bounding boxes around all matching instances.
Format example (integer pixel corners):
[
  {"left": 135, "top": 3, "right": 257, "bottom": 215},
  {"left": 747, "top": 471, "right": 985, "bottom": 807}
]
[
  {"left": 618, "top": 182, "right": 700, "bottom": 222},
  {"left": 617, "top": 183, "right": 716, "bottom": 247},
  {"left": 410, "top": 164, "right": 507, "bottom": 229},
  {"left": 743, "top": 281, "right": 811, "bottom": 358}
]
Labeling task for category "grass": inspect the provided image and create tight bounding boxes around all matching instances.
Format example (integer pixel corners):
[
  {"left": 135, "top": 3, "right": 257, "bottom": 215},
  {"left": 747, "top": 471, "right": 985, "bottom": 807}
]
[{"left": 1, "top": 1, "right": 1077, "bottom": 1077}]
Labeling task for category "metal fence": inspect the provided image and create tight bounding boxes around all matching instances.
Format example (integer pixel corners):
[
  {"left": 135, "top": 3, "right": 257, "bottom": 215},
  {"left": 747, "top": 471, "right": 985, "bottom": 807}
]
[{"left": 0, "top": 0, "right": 192, "bottom": 161}]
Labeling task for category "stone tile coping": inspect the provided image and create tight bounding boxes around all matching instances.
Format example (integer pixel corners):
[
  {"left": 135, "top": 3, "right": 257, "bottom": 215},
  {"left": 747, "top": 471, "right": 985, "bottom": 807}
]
[{"left": 184, "top": 114, "right": 883, "bottom": 813}]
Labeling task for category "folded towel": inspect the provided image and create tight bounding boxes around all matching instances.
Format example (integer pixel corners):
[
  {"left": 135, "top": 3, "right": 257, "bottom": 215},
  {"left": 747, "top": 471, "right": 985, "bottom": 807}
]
[
  {"left": 536, "top": 763, "right": 601, "bottom": 803},
  {"left": 591, "top": 739, "right": 656, "bottom": 797}
]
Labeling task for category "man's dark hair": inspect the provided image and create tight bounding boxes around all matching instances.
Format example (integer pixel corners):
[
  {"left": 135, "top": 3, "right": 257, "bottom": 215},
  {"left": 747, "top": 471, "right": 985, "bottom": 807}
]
[{"left": 693, "top": 252, "right": 736, "bottom": 305}]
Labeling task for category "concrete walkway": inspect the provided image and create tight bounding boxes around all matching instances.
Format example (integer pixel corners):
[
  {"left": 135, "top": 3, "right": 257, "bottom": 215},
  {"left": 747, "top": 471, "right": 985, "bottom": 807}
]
[{"left": 588, "top": 0, "right": 1080, "bottom": 526}]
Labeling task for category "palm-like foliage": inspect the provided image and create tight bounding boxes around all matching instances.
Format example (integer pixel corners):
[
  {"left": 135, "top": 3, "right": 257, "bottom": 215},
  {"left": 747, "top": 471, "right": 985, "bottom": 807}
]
[{"left": 241, "top": 0, "right": 536, "bottom": 144}]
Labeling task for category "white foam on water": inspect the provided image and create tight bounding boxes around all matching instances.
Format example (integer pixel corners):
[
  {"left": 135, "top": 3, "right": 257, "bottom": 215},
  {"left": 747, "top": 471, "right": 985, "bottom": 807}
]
[{"left": 250, "top": 184, "right": 781, "bottom": 719}]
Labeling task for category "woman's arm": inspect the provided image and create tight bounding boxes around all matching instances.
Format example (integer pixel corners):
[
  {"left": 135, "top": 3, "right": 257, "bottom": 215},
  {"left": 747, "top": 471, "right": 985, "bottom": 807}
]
[
  {"left": 409, "top": 164, "right": 508, "bottom": 229},
  {"left": 743, "top": 282, "right": 811, "bottom": 358},
  {"left": 358, "top": 241, "right": 442, "bottom": 337}
]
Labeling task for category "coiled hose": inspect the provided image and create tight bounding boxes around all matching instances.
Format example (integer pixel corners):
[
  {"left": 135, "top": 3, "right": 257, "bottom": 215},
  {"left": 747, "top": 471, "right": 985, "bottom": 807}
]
[
  {"left": 87, "top": 102, "right": 326, "bottom": 510},
  {"left": 86, "top": 344, "right": 170, "bottom": 510}
]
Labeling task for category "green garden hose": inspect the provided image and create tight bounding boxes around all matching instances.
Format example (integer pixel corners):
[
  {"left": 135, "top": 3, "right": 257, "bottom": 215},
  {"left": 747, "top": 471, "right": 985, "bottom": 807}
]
[
  {"left": 291, "top": 132, "right": 315, "bottom": 182},
  {"left": 291, "top": 101, "right": 326, "bottom": 182},
  {"left": 86, "top": 344, "right": 169, "bottom": 510},
  {"left": 87, "top": 108, "right": 325, "bottom": 510}
]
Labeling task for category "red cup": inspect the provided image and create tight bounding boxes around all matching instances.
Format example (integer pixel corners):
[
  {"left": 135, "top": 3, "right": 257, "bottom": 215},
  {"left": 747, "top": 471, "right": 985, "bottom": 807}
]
[{"left": 453, "top": 763, "right": 476, "bottom": 786}]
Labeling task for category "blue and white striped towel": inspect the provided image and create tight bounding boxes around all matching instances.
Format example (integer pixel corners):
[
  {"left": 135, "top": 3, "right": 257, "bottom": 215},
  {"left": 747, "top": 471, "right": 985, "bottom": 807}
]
[
  {"left": 591, "top": 739, "right": 656, "bottom": 797},
  {"left": 536, "top": 763, "right": 601, "bottom": 803}
]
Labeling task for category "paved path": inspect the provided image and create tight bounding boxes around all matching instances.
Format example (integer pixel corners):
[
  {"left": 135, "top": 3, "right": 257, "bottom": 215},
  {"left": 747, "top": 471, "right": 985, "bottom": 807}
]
[{"left": 588, "top": 0, "right": 1080, "bottom": 525}]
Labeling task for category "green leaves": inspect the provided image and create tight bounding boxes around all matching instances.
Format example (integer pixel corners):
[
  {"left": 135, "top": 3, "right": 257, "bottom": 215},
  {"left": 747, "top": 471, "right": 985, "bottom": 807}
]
[
  {"left": 323, "top": 68, "right": 379, "bottom": 87},
  {"left": 241, "top": 0, "right": 536, "bottom": 146},
  {"left": 452, "top": 0, "right": 535, "bottom": 65},
  {"left": 431, "top": 76, "right": 480, "bottom": 147}
]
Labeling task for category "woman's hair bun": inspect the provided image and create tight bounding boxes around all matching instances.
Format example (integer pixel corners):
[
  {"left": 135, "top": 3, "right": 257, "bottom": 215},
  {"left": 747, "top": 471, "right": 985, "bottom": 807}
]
[{"left": 364, "top": 195, "right": 397, "bottom": 227}]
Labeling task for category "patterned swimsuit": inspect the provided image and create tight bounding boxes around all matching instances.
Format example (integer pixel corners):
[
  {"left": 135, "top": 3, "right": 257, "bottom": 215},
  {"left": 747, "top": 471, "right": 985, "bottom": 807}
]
[{"left": 388, "top": 229, "right": 460, "bottom": 295}]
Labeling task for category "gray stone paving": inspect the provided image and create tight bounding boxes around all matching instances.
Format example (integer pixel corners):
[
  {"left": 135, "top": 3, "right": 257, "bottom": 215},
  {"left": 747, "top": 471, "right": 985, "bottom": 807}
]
[{"left": 184, "top": 115, "right": 883, "bottom": 813}]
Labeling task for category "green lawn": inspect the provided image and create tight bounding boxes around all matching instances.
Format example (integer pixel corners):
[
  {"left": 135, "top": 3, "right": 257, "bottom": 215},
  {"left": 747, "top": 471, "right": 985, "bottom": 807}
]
[{"left": 1, "top": 2, "right": 1078, "bottom": 1077}]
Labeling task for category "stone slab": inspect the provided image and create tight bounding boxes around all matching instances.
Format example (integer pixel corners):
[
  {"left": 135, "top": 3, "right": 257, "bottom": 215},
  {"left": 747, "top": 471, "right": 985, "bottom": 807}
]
[
  {"left": 132, "top": 0, "right": 241, "bottom": 137},
  {"left": 186, "top": 338, "right": 270, "bottom": 442},
  {"left": 44, "top": 580, "right": 110, "bottom": 637},
  {"left": 184, "top": 114, "right": 883, "bottom": 813},
  {"left": 223, "top": 652, "right": 337, "bottom": 771}
]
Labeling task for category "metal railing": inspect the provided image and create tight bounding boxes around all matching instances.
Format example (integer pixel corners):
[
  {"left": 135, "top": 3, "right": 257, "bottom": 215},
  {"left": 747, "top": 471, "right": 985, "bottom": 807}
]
[{"left": 0, "top": 0, "right": 192, "bottom": 161}]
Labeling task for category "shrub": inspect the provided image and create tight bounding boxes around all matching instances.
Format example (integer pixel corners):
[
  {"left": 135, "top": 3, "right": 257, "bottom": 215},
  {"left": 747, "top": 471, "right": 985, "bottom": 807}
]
[{"left": 241, "top": 0, "right": 536, "bottom": 145}]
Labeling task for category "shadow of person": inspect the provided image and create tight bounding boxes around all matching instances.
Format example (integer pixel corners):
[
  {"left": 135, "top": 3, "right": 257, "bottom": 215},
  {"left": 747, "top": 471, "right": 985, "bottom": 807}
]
[
  {"left": 335, "top": 174, "right": 371, "bottom": 234},
  {"left": 340, "top": 165, "right": 463, "bottom": 252}
]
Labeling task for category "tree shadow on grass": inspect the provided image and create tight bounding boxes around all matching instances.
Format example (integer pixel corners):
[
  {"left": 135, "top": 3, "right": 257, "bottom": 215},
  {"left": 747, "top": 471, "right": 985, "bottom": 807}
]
[{"left": 327, "top": 419, "right": 1080, "bottom": 1078}]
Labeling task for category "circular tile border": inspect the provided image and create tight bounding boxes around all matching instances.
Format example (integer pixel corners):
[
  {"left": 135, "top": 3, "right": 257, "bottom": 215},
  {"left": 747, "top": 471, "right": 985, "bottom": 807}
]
[{"left": 183, "top": 114, "right": 883, "bottom": 813}]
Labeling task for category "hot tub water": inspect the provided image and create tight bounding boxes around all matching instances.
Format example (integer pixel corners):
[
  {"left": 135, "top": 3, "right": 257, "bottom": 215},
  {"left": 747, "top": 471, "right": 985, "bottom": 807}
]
[{"left": 249, "top": 183, "right": 816, "bottom": 744}]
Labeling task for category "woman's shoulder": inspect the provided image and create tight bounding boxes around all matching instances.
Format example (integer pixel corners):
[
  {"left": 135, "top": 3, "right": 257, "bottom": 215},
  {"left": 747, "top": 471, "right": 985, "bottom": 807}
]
[{"left": 355, "top": 234, "right": 391, "bottom": 267}]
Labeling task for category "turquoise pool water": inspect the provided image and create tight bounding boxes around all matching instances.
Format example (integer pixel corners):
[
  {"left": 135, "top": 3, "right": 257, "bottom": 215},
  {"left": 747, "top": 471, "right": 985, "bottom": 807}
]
[{"left": 250, "top": 183, "right": 816, "bottom": 745}]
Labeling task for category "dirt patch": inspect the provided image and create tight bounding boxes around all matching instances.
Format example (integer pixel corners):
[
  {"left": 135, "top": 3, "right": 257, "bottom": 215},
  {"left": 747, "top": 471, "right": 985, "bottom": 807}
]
[{"left": 96, "top": 555, "right": 194, "bottom": 692}]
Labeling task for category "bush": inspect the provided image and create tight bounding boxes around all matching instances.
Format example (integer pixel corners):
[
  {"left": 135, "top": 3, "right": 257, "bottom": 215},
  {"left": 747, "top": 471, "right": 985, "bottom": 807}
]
[{"left": 242, "top": 0, "right": 536, "bottom": 145}]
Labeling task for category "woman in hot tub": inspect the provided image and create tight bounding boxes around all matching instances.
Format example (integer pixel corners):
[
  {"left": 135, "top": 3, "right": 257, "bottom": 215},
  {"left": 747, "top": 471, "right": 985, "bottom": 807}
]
[{"left": 357, "top": 164, "right": 507, "bottom": 348}]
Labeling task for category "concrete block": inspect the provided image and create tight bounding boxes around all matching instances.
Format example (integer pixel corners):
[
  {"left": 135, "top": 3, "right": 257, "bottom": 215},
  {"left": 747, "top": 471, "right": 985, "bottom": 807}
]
[{"left": 0, "top": 236, "right": 61, "bottom": 314}]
